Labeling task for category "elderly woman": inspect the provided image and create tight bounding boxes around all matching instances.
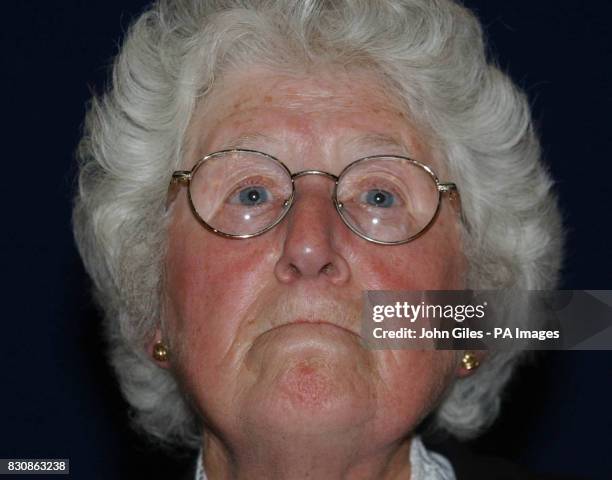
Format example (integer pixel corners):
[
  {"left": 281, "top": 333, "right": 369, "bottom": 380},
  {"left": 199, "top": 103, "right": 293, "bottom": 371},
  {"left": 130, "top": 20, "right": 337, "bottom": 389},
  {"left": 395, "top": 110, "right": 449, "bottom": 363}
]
[{"left": 73, "top": 0, "right": 562, "bottom": 478}]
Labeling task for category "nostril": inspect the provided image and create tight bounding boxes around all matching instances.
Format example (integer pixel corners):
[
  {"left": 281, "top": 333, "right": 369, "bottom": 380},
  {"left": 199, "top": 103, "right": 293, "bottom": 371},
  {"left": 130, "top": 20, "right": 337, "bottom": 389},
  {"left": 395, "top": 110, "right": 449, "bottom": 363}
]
[
  {"left": 275, "top": 253, "right": 350, "bottom": 286},
  {"left": 287, "top": 262, "right": 334, "bottom": 277}
]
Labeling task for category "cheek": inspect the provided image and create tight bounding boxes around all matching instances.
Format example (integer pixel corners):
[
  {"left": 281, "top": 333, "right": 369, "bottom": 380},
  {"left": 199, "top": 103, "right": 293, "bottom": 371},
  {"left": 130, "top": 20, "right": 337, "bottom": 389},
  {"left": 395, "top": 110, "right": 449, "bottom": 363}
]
[
  {"left": 163, "top": 223, "right": 282, "bottom": 417},
  {"left": 163, "top": 216, "right": 276, "bottom": 359},
  {"left": 354, "top": 243, "right": 463, "bottom": 290},
  {"left": 351, "top": 211, "right": 465, "bottom": 290}
]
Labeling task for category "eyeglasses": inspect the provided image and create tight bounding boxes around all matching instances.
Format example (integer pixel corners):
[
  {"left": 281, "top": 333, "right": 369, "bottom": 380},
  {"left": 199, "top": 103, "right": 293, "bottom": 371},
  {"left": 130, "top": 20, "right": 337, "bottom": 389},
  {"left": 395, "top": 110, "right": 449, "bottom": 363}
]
[{"left": 168, "top": 149, "right": 459, "bottom": 245}]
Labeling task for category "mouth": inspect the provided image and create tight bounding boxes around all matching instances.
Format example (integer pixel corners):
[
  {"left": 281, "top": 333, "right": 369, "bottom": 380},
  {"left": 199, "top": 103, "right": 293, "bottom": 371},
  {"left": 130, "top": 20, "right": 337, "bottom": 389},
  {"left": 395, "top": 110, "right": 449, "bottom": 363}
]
[{"left": 271, "top": 319, "right": 360, "bottom": 338}]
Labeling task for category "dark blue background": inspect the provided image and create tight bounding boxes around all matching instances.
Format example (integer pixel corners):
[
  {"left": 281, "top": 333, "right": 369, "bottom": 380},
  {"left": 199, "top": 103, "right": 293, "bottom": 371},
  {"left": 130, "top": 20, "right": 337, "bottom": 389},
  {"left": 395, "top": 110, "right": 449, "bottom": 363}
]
[{"left": 2, "top": 1, "right": 611, "bottom": 479}]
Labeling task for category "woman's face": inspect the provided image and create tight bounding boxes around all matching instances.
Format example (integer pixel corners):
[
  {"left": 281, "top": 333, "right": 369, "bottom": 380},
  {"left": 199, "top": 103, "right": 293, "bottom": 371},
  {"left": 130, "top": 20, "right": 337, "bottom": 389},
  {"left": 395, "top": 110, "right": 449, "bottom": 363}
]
[{"left": 161, "top": 67, "right": 467, "bottom": 451}]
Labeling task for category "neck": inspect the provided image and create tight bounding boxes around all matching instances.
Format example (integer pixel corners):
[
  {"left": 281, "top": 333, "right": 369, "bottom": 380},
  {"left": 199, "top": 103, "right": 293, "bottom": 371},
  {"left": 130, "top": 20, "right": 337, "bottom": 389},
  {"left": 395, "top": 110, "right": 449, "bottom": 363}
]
[{"left": 200, "top": 430, "right": 413, "bottom": 480}]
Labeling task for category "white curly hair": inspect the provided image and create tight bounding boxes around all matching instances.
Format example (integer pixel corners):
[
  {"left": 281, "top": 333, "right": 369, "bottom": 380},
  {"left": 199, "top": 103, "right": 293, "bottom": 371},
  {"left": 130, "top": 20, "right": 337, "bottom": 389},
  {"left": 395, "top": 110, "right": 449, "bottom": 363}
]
[{"left": 73, "top": 0, "right": 563, "bottom": 448}]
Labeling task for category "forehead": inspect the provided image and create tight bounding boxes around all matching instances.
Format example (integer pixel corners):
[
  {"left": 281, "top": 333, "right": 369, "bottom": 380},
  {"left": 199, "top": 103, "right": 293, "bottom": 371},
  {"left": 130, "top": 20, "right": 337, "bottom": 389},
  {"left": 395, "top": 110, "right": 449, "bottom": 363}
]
[{"left": 185, "top": 67, "right": 438, "bottom": 172}]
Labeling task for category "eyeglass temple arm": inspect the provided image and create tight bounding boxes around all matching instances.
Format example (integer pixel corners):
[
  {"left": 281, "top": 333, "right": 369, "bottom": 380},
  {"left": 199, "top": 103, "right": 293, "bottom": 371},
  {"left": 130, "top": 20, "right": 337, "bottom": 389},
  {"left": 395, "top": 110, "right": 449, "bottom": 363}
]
[
  {"left": 166, "top": 171, "right": 192, "bottom": 210},
  {"left": 171, "top": 171, "right": 192, "bottom": 184},
  {"left": 438, "top": 182, "right": 458, "bottom": 199},
  {"left": 438, "top": 182, "right": 465, "bottom": 229}
]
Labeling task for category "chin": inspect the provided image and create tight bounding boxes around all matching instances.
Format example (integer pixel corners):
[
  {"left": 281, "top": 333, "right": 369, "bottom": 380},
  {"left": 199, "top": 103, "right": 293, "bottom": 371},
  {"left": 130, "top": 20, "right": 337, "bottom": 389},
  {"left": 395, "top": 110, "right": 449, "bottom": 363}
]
[{"left": 242, "top": 334, "right": 376, "bottom": 434}]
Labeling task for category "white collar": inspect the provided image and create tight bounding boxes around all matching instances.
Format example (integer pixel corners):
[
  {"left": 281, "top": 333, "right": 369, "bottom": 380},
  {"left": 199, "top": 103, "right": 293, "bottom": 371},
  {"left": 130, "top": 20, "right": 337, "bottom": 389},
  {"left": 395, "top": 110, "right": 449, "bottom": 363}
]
[
  {"left": 409, "top": 436, "right": 456, "bottom": 480},
  {"left": 194, "top": 435, "right": 455, "bottom": 480}
]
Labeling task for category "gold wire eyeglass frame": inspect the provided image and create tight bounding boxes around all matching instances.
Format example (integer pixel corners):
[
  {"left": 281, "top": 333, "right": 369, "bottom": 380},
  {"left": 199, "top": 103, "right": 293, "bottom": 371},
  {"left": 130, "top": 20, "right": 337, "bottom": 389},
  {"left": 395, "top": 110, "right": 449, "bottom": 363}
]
[{"left": 168, "top": 148, "right": 459, "bottom": 245}]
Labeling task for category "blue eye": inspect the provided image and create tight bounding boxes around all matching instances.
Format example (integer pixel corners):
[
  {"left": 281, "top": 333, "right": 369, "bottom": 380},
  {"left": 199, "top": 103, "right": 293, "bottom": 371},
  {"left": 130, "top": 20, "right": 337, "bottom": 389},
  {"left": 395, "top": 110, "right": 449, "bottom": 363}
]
[
  {"left": 237, "top": 186, "right": 269, "bottom": 205},
  {"left": 364, "top": 189, "right": 394, "bottom": 208}
]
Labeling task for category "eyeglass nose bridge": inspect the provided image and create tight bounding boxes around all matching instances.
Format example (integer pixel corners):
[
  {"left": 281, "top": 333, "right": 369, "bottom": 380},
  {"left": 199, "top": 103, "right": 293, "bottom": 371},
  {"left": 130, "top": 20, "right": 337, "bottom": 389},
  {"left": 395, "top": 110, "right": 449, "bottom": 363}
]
[
  {"left": 286, "top": 169, "right": 376, "bottom": 243},
  {"left": 289, "top": 169, "right": 341, "bottom": 204},
  {"left": 284, "top": 167, "right": 343, "bottom": 219},
  {"left": 292, "top": 169, "right": 339, "bottom": 182}
]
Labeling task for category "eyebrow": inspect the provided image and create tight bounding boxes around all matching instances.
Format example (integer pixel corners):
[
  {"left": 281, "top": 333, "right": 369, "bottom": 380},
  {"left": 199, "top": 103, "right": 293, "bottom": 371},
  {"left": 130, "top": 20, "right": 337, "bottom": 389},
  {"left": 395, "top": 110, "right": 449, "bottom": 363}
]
[
  {"left": 216, "top": 131, "right": 414, "bottom": 158},
  {"left": 220, "top": 132, "right": 277, "bottom": 150},
  {"left": 345, "top": 133, "right": 412, "bottom": 155}
]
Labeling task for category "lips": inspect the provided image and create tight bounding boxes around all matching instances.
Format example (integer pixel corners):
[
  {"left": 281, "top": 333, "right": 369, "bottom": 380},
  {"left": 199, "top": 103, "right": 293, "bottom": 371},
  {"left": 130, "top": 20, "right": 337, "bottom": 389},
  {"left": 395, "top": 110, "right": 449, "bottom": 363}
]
[
  {"left": 274, "top": 318, "right": 360, "bottom": 337},
  {"left": 247, "top": 290, "right": 364, "bottom": 341}
]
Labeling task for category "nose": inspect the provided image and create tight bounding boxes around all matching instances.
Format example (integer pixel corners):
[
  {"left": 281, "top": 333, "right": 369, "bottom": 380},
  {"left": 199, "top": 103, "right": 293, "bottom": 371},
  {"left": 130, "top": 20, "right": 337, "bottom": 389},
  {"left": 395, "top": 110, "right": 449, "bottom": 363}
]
[{"left": 274, "top": 175, "right": 351, "bottom": 285}]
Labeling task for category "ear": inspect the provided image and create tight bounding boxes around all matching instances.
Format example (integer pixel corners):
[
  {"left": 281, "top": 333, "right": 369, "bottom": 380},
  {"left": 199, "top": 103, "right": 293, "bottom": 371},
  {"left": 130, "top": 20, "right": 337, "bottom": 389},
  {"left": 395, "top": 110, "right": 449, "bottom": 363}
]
[
  {"left": 456, "top": 350, "right": 487, "bottom": 378},
  {"left": 147, "top": 327, "right": 171, "bottom": 369}
]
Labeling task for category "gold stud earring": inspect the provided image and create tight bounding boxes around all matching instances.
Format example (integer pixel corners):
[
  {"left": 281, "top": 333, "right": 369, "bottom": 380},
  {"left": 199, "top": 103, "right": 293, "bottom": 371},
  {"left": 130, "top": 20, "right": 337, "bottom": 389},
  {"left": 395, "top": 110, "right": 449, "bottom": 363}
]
[
  {"left": 153, "top": 341, "right": 169, "bottom": 362},
  {"left": 462, "top": 352, "right": 480, "bottom": 371}
]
